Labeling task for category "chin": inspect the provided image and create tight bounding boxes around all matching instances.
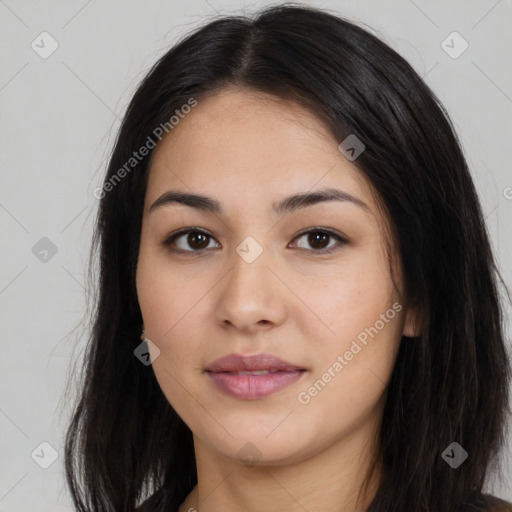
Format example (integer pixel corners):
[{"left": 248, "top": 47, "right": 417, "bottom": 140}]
[{"left": 197, "top": 423, "right": 314, "bottom": 466}]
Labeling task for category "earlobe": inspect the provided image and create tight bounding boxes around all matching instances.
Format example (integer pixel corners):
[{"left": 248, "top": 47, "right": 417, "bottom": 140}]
[{"left": 402, "top": 304, "right": 421, "bottom": 338}]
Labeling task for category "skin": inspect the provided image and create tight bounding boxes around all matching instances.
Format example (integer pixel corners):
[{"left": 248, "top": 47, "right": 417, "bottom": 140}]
[{"left": 136, "top": 85, "right": 419, "bottom": 512}]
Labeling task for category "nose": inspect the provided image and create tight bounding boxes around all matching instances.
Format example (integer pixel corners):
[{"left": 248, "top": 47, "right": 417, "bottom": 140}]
[{"left": 213, "top": 242, "right": 288, "bottom": 333}]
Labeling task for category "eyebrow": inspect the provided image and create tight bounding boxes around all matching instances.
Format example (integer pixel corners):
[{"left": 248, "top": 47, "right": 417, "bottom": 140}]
[{"left": 149, "top": 187, "right": 371, "bottom": 216}]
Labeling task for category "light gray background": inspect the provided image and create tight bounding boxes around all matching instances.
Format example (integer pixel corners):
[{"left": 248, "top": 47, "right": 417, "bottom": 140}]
[{"left": 0, "top": 0, "right": 511, "bottom": 510}]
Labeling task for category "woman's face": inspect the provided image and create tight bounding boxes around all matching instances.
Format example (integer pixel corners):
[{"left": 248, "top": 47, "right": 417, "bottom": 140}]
[{"left": 136, "top": 86, "right": 417, "bottom": 466}]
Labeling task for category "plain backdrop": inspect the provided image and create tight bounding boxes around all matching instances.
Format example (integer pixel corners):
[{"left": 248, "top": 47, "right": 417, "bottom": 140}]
[{"left": 0, "top": 0, "right": 511, "bottom": 509}]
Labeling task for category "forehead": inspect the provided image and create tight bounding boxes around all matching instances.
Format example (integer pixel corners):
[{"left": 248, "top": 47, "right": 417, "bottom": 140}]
[{"left": 145, "top": 86, "right": 376, "bottom": 215}]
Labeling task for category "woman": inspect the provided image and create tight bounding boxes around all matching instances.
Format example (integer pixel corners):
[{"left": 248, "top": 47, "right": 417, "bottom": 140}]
[{"left": 64, "top": 4, "right": 512, "bottom": 511}]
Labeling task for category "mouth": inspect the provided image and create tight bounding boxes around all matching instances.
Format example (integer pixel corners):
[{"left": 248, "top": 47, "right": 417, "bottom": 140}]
[
  {"left": 218, "top": 369, "right": 287, "bottom": 375},
  {"left": 206, "top": 369, "right": 307, "bottom": 400},
  {"left": 205, "top": 352, "right": 305, "bottom": 373},
  {"left": 205, "top": 352, "right": 308, "bottom": 400}
]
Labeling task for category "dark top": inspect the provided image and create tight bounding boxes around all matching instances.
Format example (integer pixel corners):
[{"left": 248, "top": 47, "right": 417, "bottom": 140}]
[
  {"left": 135, "top": 489, "right": 512, "bottom": 511},
  {"left": 484, "top": 494, "right": 512, "bottom": 512}
]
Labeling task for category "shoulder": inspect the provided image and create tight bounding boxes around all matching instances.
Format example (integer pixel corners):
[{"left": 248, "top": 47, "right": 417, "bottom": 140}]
[{"left": 481, "top": 494, "right": 512, "bottom": 512}]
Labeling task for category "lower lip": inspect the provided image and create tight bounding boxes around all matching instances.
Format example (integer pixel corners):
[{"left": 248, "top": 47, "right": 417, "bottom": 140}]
[{"left": 206, "top": 370, "right": 306, "bottom": 400}]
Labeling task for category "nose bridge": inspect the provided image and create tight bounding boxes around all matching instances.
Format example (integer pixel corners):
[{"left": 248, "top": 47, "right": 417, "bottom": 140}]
[
  {"left": 228, "top": 233, "right": 272, "bottom": 295},
  {"left": 214, "top": 233, "right": 285, "bottom": 328}
]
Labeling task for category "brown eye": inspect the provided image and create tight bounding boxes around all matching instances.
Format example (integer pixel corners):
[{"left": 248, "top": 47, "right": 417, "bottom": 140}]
[
  {"left": 291, "top": 229, "right": 347, "bottom": 255},
  {"left": 163, "top": 229, "right": 219, "bottom": 253},
  {"left": 185, "top": 232, "right": 210, "bottom": 250},
  {"left": 307, "top": 232, "right": 330, "bottom": 250}
]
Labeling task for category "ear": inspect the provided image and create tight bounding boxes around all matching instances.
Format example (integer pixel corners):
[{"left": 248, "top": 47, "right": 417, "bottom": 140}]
[{"left": 402, "top": 301, "right": 421, "bottom": 338}]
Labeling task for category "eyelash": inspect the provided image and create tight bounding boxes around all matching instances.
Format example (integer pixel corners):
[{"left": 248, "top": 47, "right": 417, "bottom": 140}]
[{"left": 161, "top": 227, "right": 348, "bottom": 256}]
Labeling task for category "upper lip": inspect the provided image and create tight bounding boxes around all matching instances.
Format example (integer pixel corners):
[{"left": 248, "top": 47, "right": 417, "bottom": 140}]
[{"left": 205, "top": 353, "right": 305, "bottom": 373}]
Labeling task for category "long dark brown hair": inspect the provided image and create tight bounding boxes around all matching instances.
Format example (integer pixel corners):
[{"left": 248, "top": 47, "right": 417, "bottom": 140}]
[{"left": 63, "top": 3, "right": 512, "bottom": 511}]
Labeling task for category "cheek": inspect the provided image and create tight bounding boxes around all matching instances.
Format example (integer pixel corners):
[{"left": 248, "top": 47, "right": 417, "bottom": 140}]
[
  {"left": 136, "top": 250, "right": 211, "bottom": 375},
  {"left": 296, "top": 295, "right": 402, "bottom": 433},
  {"left": 300, "top": 250, "right": 396, "bottom": 343},
  {"left": 294, "top": 250, "right": 402, "bottom": 407},
  {"left": 136, "top": 255, "right": 170, "bottom": 336},
  {"left": 136, "top": 255, "right": 206, "bottom": 416},
  {"left": 136, "top": 244, "right": 196, "bottom": 337}
]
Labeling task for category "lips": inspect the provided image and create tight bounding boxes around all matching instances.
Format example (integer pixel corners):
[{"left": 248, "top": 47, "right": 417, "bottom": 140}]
[
  {"left": 205, "top": 352, "right": 305, "bottom": 373},
  {"left": 205, "top": 353, "right": 307, "bottom": 400}
]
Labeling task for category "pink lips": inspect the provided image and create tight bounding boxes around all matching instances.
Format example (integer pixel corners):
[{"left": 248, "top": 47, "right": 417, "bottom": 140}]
[{"left": 205, "top": 353, "right": 307, "bottom": 400}]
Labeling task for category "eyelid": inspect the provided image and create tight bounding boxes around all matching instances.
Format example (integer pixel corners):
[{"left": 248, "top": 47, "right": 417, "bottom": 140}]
[{"left": 162, "top": 226, "right": 348, "bottom": 255}]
